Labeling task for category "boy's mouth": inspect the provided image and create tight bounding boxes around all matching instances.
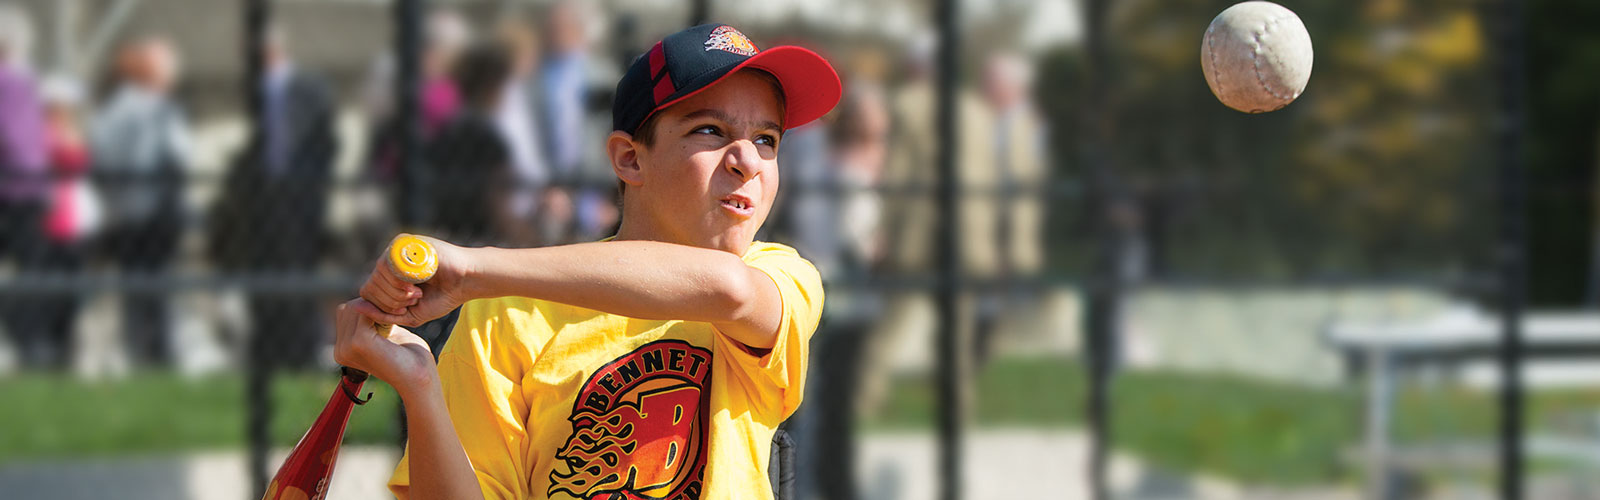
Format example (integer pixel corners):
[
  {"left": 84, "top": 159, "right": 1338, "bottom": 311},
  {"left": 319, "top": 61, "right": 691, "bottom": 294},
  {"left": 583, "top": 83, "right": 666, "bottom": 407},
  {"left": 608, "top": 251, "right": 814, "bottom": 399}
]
[{"left": 719, "top": 194, "right": 756, "bottom": 219}]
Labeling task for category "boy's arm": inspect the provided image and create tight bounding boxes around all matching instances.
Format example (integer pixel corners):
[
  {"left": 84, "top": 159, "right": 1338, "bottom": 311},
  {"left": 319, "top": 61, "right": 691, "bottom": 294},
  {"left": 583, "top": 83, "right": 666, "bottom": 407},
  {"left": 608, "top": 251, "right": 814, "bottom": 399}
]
[
  {"left": 396, "top": 382, "right": 486, "bottom": 500},
  {"left": 333, "top": 300, "right": 485, "bottom": 500},
  {"left": 360, "top": 237, "right": 784, "bottom": 350}
]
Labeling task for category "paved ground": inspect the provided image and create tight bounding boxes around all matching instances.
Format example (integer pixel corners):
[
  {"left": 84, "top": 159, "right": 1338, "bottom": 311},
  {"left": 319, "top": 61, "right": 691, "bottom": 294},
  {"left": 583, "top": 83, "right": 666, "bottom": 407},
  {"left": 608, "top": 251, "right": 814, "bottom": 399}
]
[
  {"left": 0, "top": 447, "right": 399, "bottom": 500},
  {"left": 853, "top": 429, "right": 1359, "bottom": 500},
  {"left": 0, "top": 430, "right": 1366, "bottom": 500}
]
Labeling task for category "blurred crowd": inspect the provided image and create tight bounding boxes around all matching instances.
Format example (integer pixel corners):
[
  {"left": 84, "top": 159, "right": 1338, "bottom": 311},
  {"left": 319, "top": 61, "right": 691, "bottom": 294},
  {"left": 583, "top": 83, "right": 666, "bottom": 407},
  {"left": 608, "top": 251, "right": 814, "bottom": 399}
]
[
  {"left": 0, "top": 5, "right": 195, "bottom": 371},
  {"left": 0, "top": 0, "right": 1055, "bottom": 452},
  {"left": 778, "top": 39, "right": 1053, "bottom": 497},
  {"left": 0, "top": 3, "right": 651, "bottom": 374},
  {"left": 0, "top": 0, "right": 1078, "bottom": 497}
]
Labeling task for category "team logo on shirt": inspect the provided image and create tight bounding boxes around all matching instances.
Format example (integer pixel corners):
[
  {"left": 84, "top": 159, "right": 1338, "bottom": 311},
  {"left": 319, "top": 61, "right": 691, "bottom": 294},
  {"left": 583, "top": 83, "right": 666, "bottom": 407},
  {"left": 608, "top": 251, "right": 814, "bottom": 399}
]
[
  {"left": 704, "top": 26, "right": 758, "bottom": 56},
  {"left": 550, "top": 340, "right": 712, "bottom": 499}
]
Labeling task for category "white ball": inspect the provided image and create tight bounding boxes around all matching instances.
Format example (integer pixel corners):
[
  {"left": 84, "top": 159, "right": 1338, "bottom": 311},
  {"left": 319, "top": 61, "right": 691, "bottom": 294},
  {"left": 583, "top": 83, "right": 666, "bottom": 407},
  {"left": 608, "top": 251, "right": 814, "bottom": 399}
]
[{"left": 1201, "top": 1, "right": 1314, "bottom": 113}]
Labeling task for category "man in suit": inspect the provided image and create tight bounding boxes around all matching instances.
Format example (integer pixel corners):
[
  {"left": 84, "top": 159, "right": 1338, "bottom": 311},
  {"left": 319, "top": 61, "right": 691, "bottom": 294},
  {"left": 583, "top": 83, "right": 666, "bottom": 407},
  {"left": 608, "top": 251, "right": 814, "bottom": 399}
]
[{"left": 214, "top": 26, "right": 338, "bottom": 370}]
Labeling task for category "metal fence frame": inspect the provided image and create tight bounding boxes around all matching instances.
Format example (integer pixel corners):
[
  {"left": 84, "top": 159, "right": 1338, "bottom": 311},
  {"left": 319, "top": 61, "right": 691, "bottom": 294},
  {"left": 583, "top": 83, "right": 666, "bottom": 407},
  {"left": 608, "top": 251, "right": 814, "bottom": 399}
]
[{"left": 213, "top": 0, "right": 1536, "bottom": 499}]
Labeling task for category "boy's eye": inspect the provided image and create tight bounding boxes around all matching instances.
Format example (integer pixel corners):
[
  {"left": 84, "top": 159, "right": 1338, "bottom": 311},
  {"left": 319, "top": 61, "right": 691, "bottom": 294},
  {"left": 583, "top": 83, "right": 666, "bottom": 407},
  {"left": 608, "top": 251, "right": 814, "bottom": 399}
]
[
  {"left": 692, "top": 125, "right": 721, "bottom": 136},
  {"left": 754, "top": 134, "right": 778, "bottom": 147}
]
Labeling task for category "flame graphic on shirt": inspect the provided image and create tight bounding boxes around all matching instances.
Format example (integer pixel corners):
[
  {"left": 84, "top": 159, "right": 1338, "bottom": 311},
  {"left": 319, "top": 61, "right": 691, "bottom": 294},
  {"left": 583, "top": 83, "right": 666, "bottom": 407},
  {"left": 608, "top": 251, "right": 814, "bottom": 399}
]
[{"left": 549, "top": 341, "right": 711, "bottom": 499}]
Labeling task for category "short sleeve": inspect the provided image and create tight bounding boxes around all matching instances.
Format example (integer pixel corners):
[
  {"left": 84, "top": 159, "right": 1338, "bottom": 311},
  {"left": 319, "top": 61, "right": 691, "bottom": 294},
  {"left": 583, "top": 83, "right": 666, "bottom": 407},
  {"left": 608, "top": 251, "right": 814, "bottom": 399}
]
[
  {"left": 724, "top": 244, "right": 825, "bottom": 419},
  {"left": 389, "top": 299, "right": 539, "bottom": 500}
]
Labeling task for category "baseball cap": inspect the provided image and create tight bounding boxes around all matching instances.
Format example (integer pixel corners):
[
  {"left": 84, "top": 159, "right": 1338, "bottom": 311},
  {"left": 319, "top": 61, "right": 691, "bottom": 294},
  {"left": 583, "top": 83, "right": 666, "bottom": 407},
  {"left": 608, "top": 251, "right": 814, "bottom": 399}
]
[{"left": 612, "top": 24, "right": 842, "bottom": 136}]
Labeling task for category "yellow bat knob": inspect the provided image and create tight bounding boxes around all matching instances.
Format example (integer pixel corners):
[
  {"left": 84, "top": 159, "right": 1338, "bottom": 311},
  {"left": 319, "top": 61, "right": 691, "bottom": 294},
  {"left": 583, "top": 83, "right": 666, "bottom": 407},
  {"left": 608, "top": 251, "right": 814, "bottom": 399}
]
[{"left": 385, "top": 234, "right": 438, "bottom": 284}]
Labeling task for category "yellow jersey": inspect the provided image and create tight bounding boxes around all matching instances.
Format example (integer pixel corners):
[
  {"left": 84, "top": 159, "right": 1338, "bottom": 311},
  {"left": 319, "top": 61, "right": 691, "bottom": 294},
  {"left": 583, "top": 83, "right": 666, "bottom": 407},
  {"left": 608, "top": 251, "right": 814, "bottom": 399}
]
[{"left": 389, "top": 241, "right": 823, "bottom": 500}]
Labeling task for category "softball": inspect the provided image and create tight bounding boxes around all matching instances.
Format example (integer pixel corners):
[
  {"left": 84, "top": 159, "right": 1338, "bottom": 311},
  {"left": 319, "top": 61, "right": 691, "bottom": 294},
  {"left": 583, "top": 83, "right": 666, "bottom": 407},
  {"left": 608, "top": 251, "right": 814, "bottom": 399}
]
[{"left": 1201, "top": 1, "right": 1314, "bottom": 113}]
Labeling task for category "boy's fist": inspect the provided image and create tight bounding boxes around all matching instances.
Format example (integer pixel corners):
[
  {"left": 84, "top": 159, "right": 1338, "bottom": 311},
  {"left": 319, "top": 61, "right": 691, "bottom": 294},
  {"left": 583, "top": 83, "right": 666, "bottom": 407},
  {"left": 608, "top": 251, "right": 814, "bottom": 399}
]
[
  {"left": 333, "top": 299, "right": 437, "bottom": 396},
  {"left": 358, "top": 234, "right": 474, "bottom": 327}
]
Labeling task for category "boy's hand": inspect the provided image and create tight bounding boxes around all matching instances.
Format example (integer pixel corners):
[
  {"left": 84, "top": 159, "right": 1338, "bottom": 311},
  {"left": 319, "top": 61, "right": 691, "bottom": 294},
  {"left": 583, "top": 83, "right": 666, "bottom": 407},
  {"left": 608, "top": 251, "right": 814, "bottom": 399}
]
[
  {"left": 334, "top": 299, "right": 438, "bottom": 397},
  {"left": 359, "top": 234, "right": 474, "bottom": 327}
]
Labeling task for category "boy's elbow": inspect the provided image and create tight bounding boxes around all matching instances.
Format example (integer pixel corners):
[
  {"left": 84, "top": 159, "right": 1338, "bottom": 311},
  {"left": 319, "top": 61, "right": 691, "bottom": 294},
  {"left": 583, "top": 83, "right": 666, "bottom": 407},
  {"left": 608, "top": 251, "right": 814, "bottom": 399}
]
[
  {"left": 707, "top": 262, "right": 783, "bottom": 350},
  {"left": 712, "top": 263, "right": 761, "bottom": 322}
]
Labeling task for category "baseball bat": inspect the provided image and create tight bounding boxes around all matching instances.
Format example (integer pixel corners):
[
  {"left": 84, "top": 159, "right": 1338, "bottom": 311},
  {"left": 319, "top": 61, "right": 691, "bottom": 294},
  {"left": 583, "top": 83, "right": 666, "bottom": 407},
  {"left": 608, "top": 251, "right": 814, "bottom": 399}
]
[{"left": 261, "top": 235, "right": 438, "bottom": 500}]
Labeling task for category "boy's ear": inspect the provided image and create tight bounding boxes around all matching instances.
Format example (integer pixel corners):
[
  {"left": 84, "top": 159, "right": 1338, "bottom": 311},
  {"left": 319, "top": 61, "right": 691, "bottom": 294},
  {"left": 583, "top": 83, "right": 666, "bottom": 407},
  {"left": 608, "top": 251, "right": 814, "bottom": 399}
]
[{"left": 607, "top": 131, "right": 646, "bottom": 187}]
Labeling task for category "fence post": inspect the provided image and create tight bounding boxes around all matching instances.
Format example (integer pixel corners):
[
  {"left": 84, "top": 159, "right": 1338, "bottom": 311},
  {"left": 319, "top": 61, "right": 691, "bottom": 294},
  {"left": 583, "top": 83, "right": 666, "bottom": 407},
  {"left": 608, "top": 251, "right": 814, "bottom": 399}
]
[
  {"left": 242, "top": 0, "right": 271, "bottom": 498},
  {"left": 392, "top": 0, "right": 427, "bottom": 448},
  {"left": 934, "top": 0, "right": 966, "bottom": 498},
  {"left": 1490, "top": 0, "right": 1527, "bottom": 498},
  {"left": 1081, "top": 0, "right": 1120, "bottom": 498},
  {"left": 395, "top": 0, "right": 425, "bottom": 230}
]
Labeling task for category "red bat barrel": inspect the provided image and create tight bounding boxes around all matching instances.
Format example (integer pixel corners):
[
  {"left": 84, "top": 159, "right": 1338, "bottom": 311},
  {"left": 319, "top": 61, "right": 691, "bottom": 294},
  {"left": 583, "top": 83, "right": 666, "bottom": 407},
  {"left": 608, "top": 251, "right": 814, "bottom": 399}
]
[
  {"left": 262, "top": 372, "right": 367, "bottom": 500},
  {"left": 262, "top": 235, "right": 436, "bottom": 500}
]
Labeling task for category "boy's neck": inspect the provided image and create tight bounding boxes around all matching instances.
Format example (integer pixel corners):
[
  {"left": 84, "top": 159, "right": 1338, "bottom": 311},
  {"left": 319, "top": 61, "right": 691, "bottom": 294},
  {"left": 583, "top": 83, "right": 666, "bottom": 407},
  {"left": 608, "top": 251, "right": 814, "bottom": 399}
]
[
  {"left": 612, "top": 204, "right": 688, "bottom": 247},
  {"left": 612, "top": 215, "right": 668, "bottom": 245}
]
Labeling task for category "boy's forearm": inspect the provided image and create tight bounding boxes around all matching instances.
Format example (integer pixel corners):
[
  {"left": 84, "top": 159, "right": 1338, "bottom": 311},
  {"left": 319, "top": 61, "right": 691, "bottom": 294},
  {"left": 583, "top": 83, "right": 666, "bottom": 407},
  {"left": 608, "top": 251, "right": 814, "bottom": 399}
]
[
  {"left": 461, "top": 241, "right": 780, "bottom": 345},
  {"left": 399, "top": 381, "right": 485, "bottom": 500}
]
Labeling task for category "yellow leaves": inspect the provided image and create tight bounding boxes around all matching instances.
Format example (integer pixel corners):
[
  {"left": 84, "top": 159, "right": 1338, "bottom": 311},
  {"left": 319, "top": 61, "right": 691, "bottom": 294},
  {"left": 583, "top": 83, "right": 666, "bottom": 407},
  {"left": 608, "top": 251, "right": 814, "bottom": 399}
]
[
  {"left": 1416, "top": 12, "right": 1483, "bottom": 67},
  {"left": 1380, "top": 11, "right": 1483, "bottom": 95}
]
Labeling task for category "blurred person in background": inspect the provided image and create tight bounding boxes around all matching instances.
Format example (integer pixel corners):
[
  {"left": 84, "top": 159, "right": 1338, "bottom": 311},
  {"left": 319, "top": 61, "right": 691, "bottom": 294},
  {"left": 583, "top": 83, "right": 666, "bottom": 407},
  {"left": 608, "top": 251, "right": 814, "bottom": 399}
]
[
  {"left": 860, "top": 34, "right": 942, "bottom": 420},
  {"left": 363, "top": 7, "right": 470, "bottom": 183},
  {"left": 25, "top": 76, "right": 98, "bottom": 370},
  {"left": 799, "top": 77, "right": 895, "bottom": 500},
  {"left": 769, "top": 120, "right": 834, "bottom": 272},
  {"left": 89, "top": 35, "right": 191, "bottom": 369},
  {"left": 355, "top": 7, "right": 471, "bottom": 262},
  {"left": 0, "top": 3, "right": 44, "bottom": 233},
  {"left": 0, "top": 4, "right": 52, "bottom": 367},
  {"left": 211, "top": 25, "right": 338, "bottom": 370},
  {"left": 492, "top": 20, "right": 551, "bottom": 247},
  {"left": 424, "top": 41, "right": 516, "bottom": 246},
  {"left": 539, "top": 1, "right": 612, "bottom": 242},
  {"left": 851, "top": 46, "right": 1051, "bottom": 470},
  {"left": 42, "top": 77, "right": 97, "bottom": 248},
  {"left": 879, "top": 34, "right": 939, "bottom": 277},
  {"left": 967, "top": 51, "right": 1049, "bottom": 364},
  {"left": 880, "top": 51, "right": 1051, "bottom": 370},
  {"left": 833, "top": 80, "right": 892, "bottom": 271}
]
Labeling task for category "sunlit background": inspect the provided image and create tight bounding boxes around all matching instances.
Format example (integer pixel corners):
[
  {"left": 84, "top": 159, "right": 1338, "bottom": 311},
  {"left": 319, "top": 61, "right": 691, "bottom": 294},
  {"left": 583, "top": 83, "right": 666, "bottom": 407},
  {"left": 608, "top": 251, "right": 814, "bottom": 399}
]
[{"left": 0, "top": 0, "right": 1598, "bottom": 499}]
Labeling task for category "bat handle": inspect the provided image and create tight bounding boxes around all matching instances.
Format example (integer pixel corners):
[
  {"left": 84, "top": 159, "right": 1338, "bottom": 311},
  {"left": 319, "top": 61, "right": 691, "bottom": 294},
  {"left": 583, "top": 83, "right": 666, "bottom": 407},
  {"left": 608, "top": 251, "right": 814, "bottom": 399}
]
[
  {"left": 384, "top": 234, "right": 439, "bottom": 285},
  {"left": 337, "top": 235, "right": 438, "bottom": 404}
]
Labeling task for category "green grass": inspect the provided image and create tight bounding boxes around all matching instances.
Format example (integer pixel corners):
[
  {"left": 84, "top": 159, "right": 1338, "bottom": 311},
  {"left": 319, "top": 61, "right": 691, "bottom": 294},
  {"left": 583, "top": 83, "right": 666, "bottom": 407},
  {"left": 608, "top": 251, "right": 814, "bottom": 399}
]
[
  {"left": 0, "top": 371, "right": 400, "bottom": 463},
  {"left": 865, "top": 357, "right": 1600, "bottom": 486},
  {"left": 864, "top": 358, "right": 1360, "bottom": 484},
  {"left": 5, "top": 359, "right": 1600, "bottom": 488}
]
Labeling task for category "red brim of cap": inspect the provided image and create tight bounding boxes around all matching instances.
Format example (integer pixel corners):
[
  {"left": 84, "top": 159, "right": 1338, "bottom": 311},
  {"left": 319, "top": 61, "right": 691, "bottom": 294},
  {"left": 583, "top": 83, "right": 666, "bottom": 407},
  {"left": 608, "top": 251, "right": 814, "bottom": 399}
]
[
  {"left": 744, "top": 45, "right": 842, "bottom": 130},
  {"left": 652, "top": 45, "right": 842, "bottom": 131}
]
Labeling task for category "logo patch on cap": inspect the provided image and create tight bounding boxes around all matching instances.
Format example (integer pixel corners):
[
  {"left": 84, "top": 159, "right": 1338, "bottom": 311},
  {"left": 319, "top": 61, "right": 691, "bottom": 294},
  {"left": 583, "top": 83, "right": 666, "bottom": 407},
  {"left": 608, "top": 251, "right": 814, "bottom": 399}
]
[{"left": 704, "top": 26, "right": 758, "bottom": 56}]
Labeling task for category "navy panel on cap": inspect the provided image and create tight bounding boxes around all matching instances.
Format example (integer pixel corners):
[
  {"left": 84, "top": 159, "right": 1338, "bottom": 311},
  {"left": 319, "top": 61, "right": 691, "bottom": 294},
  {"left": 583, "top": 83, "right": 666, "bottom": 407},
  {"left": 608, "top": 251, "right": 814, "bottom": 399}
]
[
  {"left": 657, "top": 25, "right": 753, "bottom": 103},
  {"left": 611, "top": 48, "right": 659, "bottom": 133}
]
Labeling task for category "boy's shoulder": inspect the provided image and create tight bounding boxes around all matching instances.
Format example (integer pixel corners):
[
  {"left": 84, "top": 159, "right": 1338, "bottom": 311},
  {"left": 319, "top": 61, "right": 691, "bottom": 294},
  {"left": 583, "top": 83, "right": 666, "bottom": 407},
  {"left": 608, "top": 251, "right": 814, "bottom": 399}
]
[
  {"left": 742, "top": 240, "right": 805, "bottom": 263},
  {"left": 451, "top": 296, "right": 563, "bottom": 341}
]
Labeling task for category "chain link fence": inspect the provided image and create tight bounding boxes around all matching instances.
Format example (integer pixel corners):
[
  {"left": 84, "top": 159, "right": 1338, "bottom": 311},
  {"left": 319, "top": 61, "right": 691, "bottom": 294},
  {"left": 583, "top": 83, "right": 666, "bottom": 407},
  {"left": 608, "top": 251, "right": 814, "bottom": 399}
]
[{"left": 1, "top": 0, "right": 1598, "bottom": 499}]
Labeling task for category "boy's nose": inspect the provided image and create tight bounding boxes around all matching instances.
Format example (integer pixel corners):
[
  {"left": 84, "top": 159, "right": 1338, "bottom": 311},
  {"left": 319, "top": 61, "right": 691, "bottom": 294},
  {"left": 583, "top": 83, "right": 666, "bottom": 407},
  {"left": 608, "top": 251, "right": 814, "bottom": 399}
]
[{"left": 722, "top": 140, "right": 760, "bottom": 181}]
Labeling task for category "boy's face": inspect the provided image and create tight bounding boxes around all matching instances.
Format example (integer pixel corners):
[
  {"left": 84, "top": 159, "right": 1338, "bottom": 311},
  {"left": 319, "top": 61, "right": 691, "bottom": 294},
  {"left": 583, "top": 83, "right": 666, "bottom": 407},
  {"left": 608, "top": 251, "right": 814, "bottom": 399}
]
[{"left": 623, "top": 70, "right": 785, "bottom": 255}]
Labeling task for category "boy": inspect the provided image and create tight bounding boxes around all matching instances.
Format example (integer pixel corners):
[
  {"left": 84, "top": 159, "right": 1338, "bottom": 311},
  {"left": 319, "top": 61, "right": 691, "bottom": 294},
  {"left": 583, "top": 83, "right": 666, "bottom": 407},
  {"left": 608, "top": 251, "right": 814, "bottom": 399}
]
[{"left": 334, "top": 24, "right": 841, "bottom": 500}]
